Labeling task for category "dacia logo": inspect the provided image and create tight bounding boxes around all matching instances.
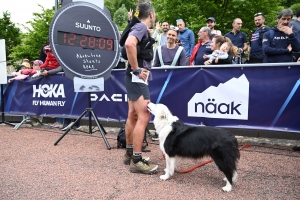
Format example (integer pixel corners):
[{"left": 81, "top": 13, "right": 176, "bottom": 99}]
[
  {"left": 91, "top": 93, "right": 127, "bottom": 102},
  {"left": 32, "top": 84, "right": 66, "bottom": 98},
  {"left": 188, "top": 74, "right": 249, "bottom": 120}
]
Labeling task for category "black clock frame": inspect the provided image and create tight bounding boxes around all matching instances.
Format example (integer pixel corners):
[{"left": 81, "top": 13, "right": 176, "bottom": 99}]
[{"left": 49, "top": 1, "right": 120, "bottom": 80}]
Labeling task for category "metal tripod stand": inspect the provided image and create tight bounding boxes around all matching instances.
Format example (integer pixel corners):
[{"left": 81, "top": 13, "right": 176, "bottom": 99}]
[{"left": 54, "top": 92, "right": 111, "bottom": 150}]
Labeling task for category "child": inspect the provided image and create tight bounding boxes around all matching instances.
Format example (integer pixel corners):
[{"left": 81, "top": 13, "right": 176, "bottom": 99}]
[
  {"left": 204, "top": 42, "right": 231, "bottom": 63},
  {"left": 34, "top": 45, "right": 62, "bottom": 77},
  {"left": 39, "top": 45, "right": 60, "bottom": 70}
]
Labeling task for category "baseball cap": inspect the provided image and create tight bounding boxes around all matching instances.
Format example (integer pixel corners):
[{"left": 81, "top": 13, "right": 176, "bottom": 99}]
[{"left": 206, "top": 17, "right": 216, "bottom": 22}]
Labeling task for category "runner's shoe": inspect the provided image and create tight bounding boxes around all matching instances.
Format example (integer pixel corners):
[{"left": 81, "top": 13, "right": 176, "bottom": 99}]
[{"left": 129, "top": 159, "right": 158, "bottom": 174}]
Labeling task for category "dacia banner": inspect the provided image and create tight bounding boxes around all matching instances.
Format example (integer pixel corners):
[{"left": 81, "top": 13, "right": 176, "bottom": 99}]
[{"left": 3, "top": 64, "right": 300, "bottom": 133}]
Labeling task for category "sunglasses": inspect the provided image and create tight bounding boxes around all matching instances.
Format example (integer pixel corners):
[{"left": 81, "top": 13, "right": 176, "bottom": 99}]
[
  {"left": 176, "top": 19, "right": 183, "bottom": 23},
  {"left": 254, "top": 12, "right": 264, "bottom": 17},
  {"left": 169, "top": 25, "right": 179, "bottom": 31}
]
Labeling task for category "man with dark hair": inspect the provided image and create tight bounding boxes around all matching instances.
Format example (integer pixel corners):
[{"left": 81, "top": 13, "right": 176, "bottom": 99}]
[
  {"left": 206, "top": 17, "right": 222, "bottom": 37},
  {"left": 152, "top": 21, "right": 169, "bottom": 46},
  {"left": 248, "top": 12, "right": 271, "bottom": 63},
  {"left": 190, "top": 26, "right": 213, "bottom": 65},
  {"left": 153, "top": 26, "right": 186, "bottom": 67},
  {"left": 122, "top": 1, "right": 158, "bottom": 174},
  {"left": 262, "top": 9, "right": 300, "bottom": 63},
  {"left": 224, "top": 18, "right": 248, "bottom": 63},
  {"left": 176, "top": 19, "right": 195, "bottom": 65}
]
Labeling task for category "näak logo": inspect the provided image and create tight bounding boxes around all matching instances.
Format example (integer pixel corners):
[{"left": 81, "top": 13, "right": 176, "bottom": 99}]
[{"left": 188, "top": 74, "right": 249, "bottom": 120}]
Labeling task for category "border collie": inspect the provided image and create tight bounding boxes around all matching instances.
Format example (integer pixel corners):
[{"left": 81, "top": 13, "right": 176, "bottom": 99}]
[{"left": 147, "top": 102, "right": 240, "bottom": 192}]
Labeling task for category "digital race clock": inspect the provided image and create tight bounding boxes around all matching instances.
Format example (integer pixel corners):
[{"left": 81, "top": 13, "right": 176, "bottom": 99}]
[
  {"left": 49, "top": 1, "right": 120, "bottom": 80},
  {"left": 57, "top": 31, "right": 114, "bottom": 51}
]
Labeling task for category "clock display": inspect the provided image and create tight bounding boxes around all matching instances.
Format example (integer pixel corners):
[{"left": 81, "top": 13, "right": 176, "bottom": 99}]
[{"left": 57, "top": 31, "right": 114, "bottom": 51}]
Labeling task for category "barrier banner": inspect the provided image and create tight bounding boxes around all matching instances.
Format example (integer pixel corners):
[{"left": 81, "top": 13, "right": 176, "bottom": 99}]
[{"left": 3, "top": 65, "right": 300, "bottom": 133}]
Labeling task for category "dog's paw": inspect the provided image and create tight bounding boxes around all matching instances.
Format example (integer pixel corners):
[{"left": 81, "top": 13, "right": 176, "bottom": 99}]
[
  {"left": 160, "top": 174, "right": 170, "bottom": 180},
  {"left": 222, "top": 185, "right": 232, "bottom": 192},
  {"left": 223, "top": 177, "right": 228, "bottom": 182}
]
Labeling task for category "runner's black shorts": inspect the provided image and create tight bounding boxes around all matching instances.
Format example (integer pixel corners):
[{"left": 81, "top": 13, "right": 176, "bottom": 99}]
[{"left": 125, "top": 74, "right": 150, "bottom": 101}]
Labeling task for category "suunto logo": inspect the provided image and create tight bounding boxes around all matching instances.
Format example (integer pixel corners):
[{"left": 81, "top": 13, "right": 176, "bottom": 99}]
[{"left": 75, "top": 20, "right": 101, "bottom": 32}]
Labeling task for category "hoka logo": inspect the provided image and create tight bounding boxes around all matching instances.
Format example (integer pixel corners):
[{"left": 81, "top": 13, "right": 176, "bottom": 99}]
[
  {"left": 188, "top": 74, "right": 249, "bottom": 120},
  {"left": 32, "top": 84, "right": 66, "bottom": 98}
]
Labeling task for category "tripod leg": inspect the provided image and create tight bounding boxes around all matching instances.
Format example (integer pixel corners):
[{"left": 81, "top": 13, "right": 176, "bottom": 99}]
[
  {"left": 90, "top": 110, "right": 111, "bottom": 150},
  {"left": 54, "top": 109, "right": 88, "bottom": 146}
]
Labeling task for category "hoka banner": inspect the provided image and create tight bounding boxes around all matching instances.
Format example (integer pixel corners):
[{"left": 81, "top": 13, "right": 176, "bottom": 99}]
[{"left": 3, "top": 64, "right": 300, "bottom": 133}]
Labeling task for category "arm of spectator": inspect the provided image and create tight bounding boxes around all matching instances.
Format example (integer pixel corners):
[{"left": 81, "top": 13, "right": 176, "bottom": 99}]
[
  {"left": 212, "top": 52, "right": 233, "bottom": 64},
  {"left": 289, "top": 32, "right": 300, "bottom": 52},
  {"left": 262, "top": 32, "right": 289, "bottom": 55},
  {"left": 151, "top": 22, "right": 160, "bottom": 41},
  {"left": 218, "top": 52, "right": 229, "bottom": 59},
  {"left": 47, "top": 66, "right": 63, "bottom": 75},
  {"left": 179, "top": 49, "right": 186, "bottom": 66},
  {"left": 22, "top": 69, "right": 37, "bottom": 75},
  {"left": 242, "top": 32, "right": 248, "bottom": 52}
]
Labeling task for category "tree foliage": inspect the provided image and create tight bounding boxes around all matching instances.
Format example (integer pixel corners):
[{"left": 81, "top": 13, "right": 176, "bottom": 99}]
[
  {"left": 113, "top": 4, "right": 129, "bottom": 31},
  {"left": 105, "top": 0, "right": 138, "bottom": 19},
  {"left": 151, "top": 0, "right": 284, "bottom": 40},
  {"left": 10, "top": 5, "right": 54, "bottom": 66},
  {"left": 0, "top": 11, "right": 21, "bottom": 65}
]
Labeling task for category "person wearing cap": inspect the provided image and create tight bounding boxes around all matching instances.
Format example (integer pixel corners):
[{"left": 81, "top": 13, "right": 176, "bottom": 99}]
[
  {"left": 206, "top": 17, "right": 222, "bottom": 37},
  {"left": 224, "top": 18, "right": 248, "bottom": 63},
  {"left": 248, "top": 12, "right": 271, "bottom": 63},
  {"left": 176, "top": 19, "right": 195, "bottom": 65}
]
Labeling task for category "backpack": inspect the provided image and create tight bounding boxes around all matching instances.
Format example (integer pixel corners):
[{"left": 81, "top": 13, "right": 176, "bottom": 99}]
[
  {"left": 157, "top": 46, "right": 183, "bottom": 66},
  {"left": 117, "top": 124, "right": 126, "bottom": 148}
]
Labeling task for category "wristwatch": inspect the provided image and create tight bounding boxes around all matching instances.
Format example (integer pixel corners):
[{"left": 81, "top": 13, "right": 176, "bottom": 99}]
[{"left": 133, "top": 68, "right": 142, "bottom": 75}]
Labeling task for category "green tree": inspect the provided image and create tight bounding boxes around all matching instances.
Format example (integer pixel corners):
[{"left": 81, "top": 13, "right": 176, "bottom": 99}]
[
  {"left": 0, "top": 11, "right": 21, "bottom": 65},
  {"left": 152, "top": 0, "right": 284, "bottom": 40},
  {"left": 113, "top": 4, "right": 128, "bottom": 31},
  {"left": 10, "top": 5, "right": 54, "bottom": 66},
  {"left": 105, "top": 0, "right": 138, "bottom": 20},
  {"left": 290, "top": 3, "right": 300, "bottom": 13}
]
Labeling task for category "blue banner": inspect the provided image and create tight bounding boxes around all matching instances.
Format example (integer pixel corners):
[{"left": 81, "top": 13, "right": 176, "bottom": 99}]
[{"left": 3, "top": 64, "right": 300, "bottom": 133}]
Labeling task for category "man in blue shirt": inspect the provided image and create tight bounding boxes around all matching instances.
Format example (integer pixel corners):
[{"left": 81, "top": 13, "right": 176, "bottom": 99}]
[
  {"left": 262, "top": 9, "right": 300, "bottom": 63},
  {"left": 176, "top": 19, "right": 195, "bottom": 65},
  {"left": 248, "top": 13, "right": 271, "bottom": 63},
  {"left": 225, "top": 18, "right": 248, "bottom": 63}
]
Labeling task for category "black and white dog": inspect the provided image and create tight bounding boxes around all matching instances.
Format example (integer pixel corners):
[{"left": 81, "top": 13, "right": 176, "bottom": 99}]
[{"left": 147, "top": 102, "right": 240, "bottom": 192}]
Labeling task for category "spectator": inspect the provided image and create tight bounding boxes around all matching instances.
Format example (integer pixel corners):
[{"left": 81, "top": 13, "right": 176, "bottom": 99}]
[
  {"left": 289, "top": 7, "right": 300, "bottom": 41},
  {"left": 190, "top": 26, "right": 213, "bottom": 66},
  {"left": 206, "top": 17, "right": 222, "bottom": 37},
  {"left": 203, "top": 42, "right": 231, "bottom": 63},
  {"left": 153, "top": 25, "right": 186, "bottom": 67},
  {"left": 33, "top": 45, "right": 62, "bottom": 77},
  {"left": 224, "top": 18, "right": 248, "bottom": 63},
  {"left": 152, "top": 21, "right": 169, "bottom": 46},
  {"left": 176, "top": 19, "right": 195, "bottom": 65},
  {"left": 122, "top": 2, "right": 158, "bottom": 174},
  {"left": 248, "top": 12, "right": 271, "bottom": 63},
  {"left": 204, "top": 35, "right": 236, "bottom": 65},
  {"left": 22, "top": 60, "right": 43, "bottom": 77},
  {"left": 262, "top": 9, "right": 300, "bottom": 63},
  {"left": 15, "top": 59, "right": 31, "bottom": 72}
]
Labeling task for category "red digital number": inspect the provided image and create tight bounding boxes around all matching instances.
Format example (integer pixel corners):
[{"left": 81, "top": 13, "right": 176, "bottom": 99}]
[
  {"left": 80, "top": 35, "right": 87, "bottom": 48},
  {"left": 68, "top": 33, "right": 76, "bottom": 46},
  {"left": 89, "top": 36, "right": 96, "bottom": 49},
  {"left": 107, "top": 39, "right": 113, "bottom": 51},
  {"left": 98, "top": 38, "right": 105, "bottom": 49}
]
